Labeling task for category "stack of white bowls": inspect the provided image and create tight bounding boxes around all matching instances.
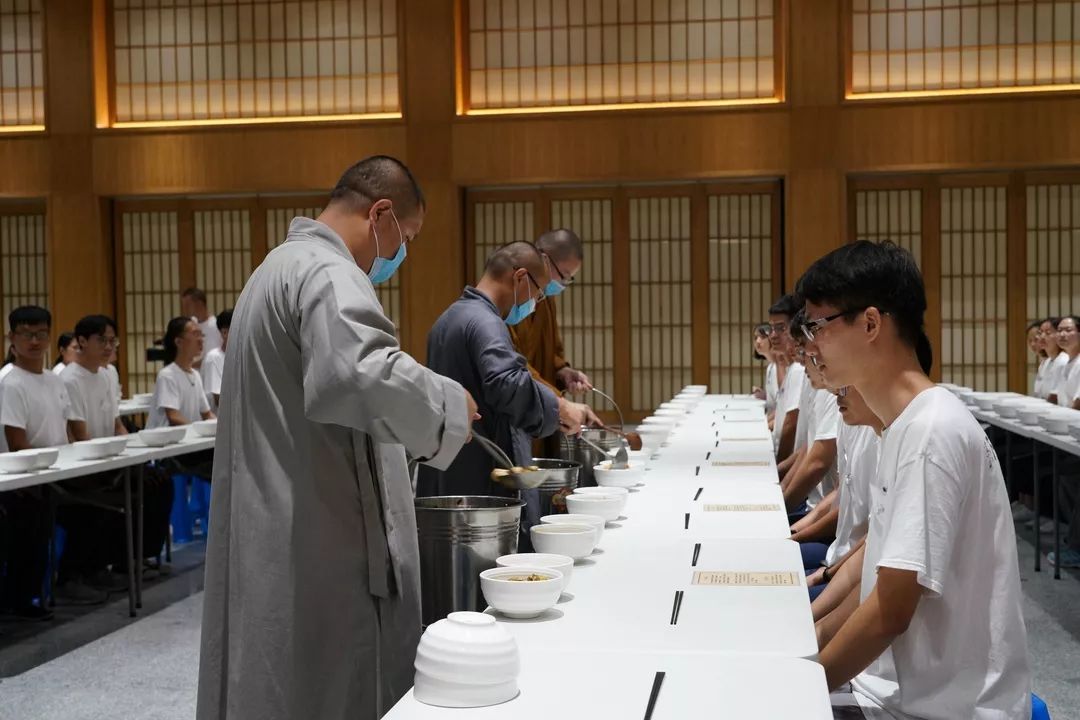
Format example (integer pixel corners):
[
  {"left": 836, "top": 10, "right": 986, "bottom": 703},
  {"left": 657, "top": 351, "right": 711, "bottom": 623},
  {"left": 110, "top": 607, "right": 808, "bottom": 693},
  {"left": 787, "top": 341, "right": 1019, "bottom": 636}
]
[{"left": 414, "top": 612, "right": 520, "bottom": 708}]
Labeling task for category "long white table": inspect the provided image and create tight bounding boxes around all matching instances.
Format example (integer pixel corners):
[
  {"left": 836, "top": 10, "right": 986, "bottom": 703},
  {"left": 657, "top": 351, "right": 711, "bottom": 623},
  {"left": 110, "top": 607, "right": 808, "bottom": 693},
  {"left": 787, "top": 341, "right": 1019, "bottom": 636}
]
[
  {"left": 118, "top": 397, "right": 152, "bottom": 417},
  {"left": 386, "top": 395, "right": 829, "bottom": 718},
  {"left": 0, "top": 427, "right": 215, "bottom": 616}
]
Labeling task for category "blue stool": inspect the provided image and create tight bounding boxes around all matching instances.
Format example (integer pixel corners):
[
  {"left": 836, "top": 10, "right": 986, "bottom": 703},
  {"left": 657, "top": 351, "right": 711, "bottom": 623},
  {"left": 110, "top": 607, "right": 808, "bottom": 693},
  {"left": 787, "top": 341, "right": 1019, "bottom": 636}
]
[
  {"left": 170, "top": 476, "right": 194, "bottom": 544},
  {"left": 1033, "top": 693, "right": 1050, "bottom": 720},
  {"left": 190, "top": 478, "right": 212, "bottom": 538}
]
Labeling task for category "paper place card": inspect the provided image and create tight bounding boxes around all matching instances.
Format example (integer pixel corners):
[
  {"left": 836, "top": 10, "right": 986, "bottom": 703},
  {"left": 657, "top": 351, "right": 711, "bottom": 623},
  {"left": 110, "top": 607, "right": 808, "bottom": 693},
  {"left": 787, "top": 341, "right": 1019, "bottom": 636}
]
[
  {"left": 702, "top": 503, "right": 782, "bottom": 512},
  {"left": 711, "top": 460, "right": 771, "bottom": 467},
  {"left": 692, "top": 571, "right": 800, "bottom": 587}
]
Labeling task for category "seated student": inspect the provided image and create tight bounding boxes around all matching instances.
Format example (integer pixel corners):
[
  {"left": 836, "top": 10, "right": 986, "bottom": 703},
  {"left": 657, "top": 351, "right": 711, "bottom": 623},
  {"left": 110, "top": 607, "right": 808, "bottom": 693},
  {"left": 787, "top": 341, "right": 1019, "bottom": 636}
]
[
  {"left": 148, "top": 317, "right": 215, "bottom": 429},
  {"left": 0, "top": 346, "right": 13, "bottom": 383},
  {"left": 769, "top": 294, "right": 806, "bottom": 465},
  {"left": 1048, "top": 316, "right": 1078, "bottom": 406},
  {"left": 803, "top": 385, "right": 883, "bottom": 605},
  {"left": 782, "top": 320, "right": 839, "bottom": 529},
  {"left": 802, "top": 241, "right": 1029, "bottom": 718},
  {"left": 1029, "top": 320, "right": 1049, "bottom": 398},
  {"left": 53, "top": 331, "right": 77, "bottom": 374},
  {"left": 200, "top": 307, "right": 231, "bottom": 410},
  {"left": 751, "top": 324, "right": 774, "bottom": 408},
  {"left": 0, "top": 307, "right": 64, "bottom": 619},
  {"left": 63, "top": 315, "right": 127, "bottom": 441}
]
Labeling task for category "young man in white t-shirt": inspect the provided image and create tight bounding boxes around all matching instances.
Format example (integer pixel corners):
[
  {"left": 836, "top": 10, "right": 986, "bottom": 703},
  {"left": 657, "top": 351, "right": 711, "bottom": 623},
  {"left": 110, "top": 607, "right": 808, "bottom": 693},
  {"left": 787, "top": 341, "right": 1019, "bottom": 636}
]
[
  {"left": 62, "top": 315, "right": 126, "bottom": 441},
  {"left": 800, "top": 241, "right": 1030, "bottom": 719},
  {"left": 182, "top": 287, "right": 223, "bottom": 361},
  {"left": 200, "top": 307, "right": 231, "bottom": 410},
  {"left": 769, "top": 294, "right": 806, "bottom": 465}
]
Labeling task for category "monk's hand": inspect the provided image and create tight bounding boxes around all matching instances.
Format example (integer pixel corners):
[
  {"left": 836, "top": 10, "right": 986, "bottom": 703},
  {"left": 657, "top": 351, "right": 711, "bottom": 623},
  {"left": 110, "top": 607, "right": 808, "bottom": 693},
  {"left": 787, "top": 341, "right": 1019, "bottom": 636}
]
[
  {"left": 581, "top": 405, "right": 602, "bottom": 428},
  {"left": 557, "top": 367, "right": 593, "bottom": 394},
  {"left": 465, "top": 390, "right": 480, "bottom": 440},
  {"left": 557, "top": 398, "right": 589, "bottom": 435}
]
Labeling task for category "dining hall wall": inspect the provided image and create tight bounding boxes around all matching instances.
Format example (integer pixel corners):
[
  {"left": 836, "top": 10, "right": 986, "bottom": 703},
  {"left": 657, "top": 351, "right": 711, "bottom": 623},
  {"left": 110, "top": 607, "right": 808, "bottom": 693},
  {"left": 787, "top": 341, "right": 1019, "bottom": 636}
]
[{"left": 0, "top": 0, "right": 1078, "bottom": 393}]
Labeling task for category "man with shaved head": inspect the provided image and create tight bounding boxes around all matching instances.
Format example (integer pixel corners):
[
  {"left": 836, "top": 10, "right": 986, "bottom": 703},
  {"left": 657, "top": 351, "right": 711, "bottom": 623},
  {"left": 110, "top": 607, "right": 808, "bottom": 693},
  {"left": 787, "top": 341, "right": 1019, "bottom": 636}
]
[
  {"left": 420, "top": 240, "right": 594, "bottom": 544},
  {"left": 198, "top": 155, "right": 477, "bottom": 720}
]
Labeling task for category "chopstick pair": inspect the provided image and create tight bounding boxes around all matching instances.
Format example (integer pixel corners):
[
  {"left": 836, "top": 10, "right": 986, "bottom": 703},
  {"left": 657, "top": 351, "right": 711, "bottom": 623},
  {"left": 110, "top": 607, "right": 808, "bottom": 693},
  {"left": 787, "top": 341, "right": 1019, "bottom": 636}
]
[
  {"left": 643, "top": 670, "right": 666, "bottom": 720},
  {"left": 669, "top": 590, "right": 685, "bottom": 625},
  {"left": 691, "top": 542, "right": 701, "bottom": 567}
]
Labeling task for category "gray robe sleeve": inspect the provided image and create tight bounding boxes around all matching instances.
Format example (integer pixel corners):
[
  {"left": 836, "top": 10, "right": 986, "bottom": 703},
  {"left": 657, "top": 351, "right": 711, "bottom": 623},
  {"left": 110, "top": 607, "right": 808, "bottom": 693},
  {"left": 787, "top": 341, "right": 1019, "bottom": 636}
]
[
  {"left": 469, "top": 318, "right": 560, "bottom": 438},
  {"left": 299, "top": 264, "right": 469, "bottom": 470}
]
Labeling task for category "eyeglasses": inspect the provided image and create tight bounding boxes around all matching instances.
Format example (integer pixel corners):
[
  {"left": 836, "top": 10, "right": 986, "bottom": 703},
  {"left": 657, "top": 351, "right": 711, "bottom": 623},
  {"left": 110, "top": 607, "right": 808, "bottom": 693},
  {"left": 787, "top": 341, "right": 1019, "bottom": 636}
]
[
  {"left": 543, "top": 253, "right": 575, "bottom": 288},
  {"left": 800, "top": 307, "right": 867, "bottom": 342},
  {"left": 93, "top": 335, "right": 120, "bottom": 348},
  {"left": 515, "top": 267, "right": 546, "bottom": 302},
  {"left": 767, "top": 321, "right": 788, "bottom": 336},
  {"left": 13, "top": 330, "right": 50, "bottom": 342}
]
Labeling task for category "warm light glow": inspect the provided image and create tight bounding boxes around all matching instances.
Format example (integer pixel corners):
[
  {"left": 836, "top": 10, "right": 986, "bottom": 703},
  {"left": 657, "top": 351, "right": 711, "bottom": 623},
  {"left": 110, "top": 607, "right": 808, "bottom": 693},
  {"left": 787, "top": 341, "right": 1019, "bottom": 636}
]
[
  {"left": 463, "top": 98, "right": 782, "bottom": 117},
  {"left": 0, "top": 125, "right": 46, "bottom": 134},
  {"left": 105, "top": 113, "right": 402, "bottom": 130},
  {"left": 847, "top": 84, "right": 1080, "bottom": 102}
]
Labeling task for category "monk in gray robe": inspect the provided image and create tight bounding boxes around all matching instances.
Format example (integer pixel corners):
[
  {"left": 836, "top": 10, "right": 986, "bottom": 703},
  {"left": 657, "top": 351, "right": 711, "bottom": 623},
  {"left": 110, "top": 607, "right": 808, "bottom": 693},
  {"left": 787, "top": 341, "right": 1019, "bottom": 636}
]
[
  {"left": 418, "top": 241, "right": 593, "bottom": 537},
  {"left": 197, "top": 156, "right": 477, "bottom": 720}
]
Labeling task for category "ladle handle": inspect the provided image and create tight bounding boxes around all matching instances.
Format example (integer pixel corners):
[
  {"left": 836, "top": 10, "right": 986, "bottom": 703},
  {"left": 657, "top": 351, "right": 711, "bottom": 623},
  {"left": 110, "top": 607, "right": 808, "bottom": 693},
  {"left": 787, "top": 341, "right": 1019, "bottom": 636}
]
[
  {"left": 471, "top": 428, "right": 515, "bottom": 469},
  {"left": 591, "top": 387, "right": 625, "bottom": 430}
]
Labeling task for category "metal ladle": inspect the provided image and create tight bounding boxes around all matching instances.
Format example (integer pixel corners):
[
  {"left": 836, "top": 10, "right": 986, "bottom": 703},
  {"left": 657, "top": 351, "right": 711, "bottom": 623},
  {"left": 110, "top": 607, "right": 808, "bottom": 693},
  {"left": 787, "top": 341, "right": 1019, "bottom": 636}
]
[
  {"left": 578, "top": 433, "right": 630, "bottom": 470},
  {"left": 471, "top": 429, "right": 548, "bottom": 490}
]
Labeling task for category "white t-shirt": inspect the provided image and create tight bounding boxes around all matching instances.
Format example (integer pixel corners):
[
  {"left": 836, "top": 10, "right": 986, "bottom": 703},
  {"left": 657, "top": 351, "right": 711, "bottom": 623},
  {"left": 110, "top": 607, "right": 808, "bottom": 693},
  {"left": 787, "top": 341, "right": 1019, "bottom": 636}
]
[
  {"left": 0, "top": 366, "right": 74, "bottom": 451},
  {"left": 201, "top": 346, "right": 225, "bottom": 403},
  {"left": 852, "top": 387, "right": 1030, "bottom": 719},
  {"left": 0, "top": 364, "right": 12, "bottom": 384},
  {"left": 792, "top": 370, "right": 816, "bottom": 453},
  {"left": 1047, "top": 352, "right": 1070, "bottom": 403},
  {"left": 198, "top": 315, "right": 223, "bottom": 356},
  {"left": 803, "top": 388, "right": 840, "bottom": 508},
  {"left": 825, "top": 423, "right": 878, "bottom": 567},
  {"left": 1033, "top": 356, "right": 1050, "bottom": 398},
  {"left": 52, "top": 362, "right": 66, "bottom": 375},
  {"left": 148, "top": 363, "right": 211, "bottom": 429},
  {"left": 771, "top": 362, "right": 806, "bottom": 452},
  {"left": 61, "top": 362, "right": 119, "bottom": 439},
  {"left": 106, "top": 364, "right": 121, "bottom": 405},
  {"left": 1062, "top": 354, "right": 1080, "bottom": 407},
  {"left": 764, "top": 362, "right": 779, "bottom": 413}
]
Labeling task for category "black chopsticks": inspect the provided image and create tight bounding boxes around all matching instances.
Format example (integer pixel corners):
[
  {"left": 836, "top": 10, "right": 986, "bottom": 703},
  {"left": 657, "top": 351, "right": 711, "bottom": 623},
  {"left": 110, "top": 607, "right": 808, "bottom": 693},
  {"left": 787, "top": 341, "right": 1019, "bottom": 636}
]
[
  {"left": 693, "top": 487, "right": 702, "bottom": 501},
  {"left": 694, "top": 465, "right": 700, "bottom": 476},
  {"left": 691, "top": 542, "right": 701, "bottom": 567},
  {"left": 683, "top": 512, "right": 690, "bottom": 530},
  {"left": 669, "top": 590, "right": 684, "bottom": 625},
  {"left": 643, "top": 670, "right": 666, "bottom": 720},
  {"left": 705, "top": 451, "right": 711, "bottom": 461}
]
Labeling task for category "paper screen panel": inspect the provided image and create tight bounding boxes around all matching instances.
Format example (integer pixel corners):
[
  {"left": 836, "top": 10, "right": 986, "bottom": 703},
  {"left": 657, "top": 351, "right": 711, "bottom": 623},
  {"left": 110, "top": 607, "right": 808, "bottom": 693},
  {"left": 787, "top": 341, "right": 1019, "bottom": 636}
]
[
  {"left": 0, "top": 210, "right": 48, "bottom": 326},
  {"left": 471, "top": 199, "right": 536, "bottom": 281},
  {"left": 854, "top": 188, "right": 923, "bottom": 268},
  {"left": 0, "top": 0, "right": 44, "bottom": 127},
  {"left": 194, "top": 208, "right": 252, "bottom": 314}
]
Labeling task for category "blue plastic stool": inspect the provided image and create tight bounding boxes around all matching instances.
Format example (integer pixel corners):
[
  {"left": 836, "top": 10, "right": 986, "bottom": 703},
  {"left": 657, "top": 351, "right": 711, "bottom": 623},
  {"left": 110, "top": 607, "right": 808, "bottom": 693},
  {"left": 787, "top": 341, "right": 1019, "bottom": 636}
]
[
  {"left": 1033, "top": 693, "right": 1050, "bottom": 720},
  {"left": 34, "top": 526, "right": 66, "bottom": 607},
  {"left": 170, "top": 475, "right": 194, "bottom": 544},
  {"left": 190, "top": 478, "right": 211, "bottom": 539}
]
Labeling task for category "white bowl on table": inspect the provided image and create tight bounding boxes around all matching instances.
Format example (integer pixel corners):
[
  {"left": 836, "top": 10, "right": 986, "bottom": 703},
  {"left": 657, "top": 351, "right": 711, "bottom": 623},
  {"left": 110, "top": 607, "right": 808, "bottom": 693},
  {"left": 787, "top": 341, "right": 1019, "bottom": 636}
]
[
  {"left": 131, "top": 393, "right": 153, "bottom": 403},
  {"left": 1069, "top": 423, "right": 1080, "bottom": 443},
  {"left": 496, "top": 553, "right": 574, "bottom": 592},
  {"left": 413, "top": 611, "right": 519, "bottom": 709},
  {"left": 71, "top": 438, "right": 117, "bottom": 461},
  {"left": 682, "top": 385, "right": 708, "bottom": 395},
  {"left": 992, "top": 398, "right": 1047, "bottom": 418},
  {"left": 956, "top": 389, "right": 978, "bottom": 405},
  {"left": 635, "top": 427, "right": 669, "bottom": 451},
  {"left": 138, "top": 427, "right": 188, "bottom": 447},
  {"left": 574, "top": 486, "right": 629, "bottom": 498},
  {"left": 480, "top": 566, "right": 564, "bottom": 619},
  {"left": 653, "top": 407, "right": 687, "bottom": 418},
  {"left": 0, "top": 451, "right": 41, "bottom": 474},
  {"left": 1040, "top": 409, "right": 1080, "bottom": 435},
  {"left": 1018, "top": 405, "right": 1054, "bottom": 426},
  {"left": 191, "top": 419, "right": 218, "bottom": 437},
  {"left": 24, "top": 447, "right": 60, "bottom": 470},
  {"left": 105, "top": 436, "right": 131, "bottom": 455},
  {"left": 593, "top": 461, "right": 645, "bottom": 488},
  {"left": 565, "top": 492, "right": 623, "bottom": 522},
  {"left": 972, "top": 392, "right": 1018, "bottom": 411},
  {"left": 640, "top": 416, "right": 679, "bottom": 429},
  {"left": 529, "top": 523, "right": 598, "bottom": 560},
  {"left": 540, "top": 513, "right": 606, "bottom": 543}
]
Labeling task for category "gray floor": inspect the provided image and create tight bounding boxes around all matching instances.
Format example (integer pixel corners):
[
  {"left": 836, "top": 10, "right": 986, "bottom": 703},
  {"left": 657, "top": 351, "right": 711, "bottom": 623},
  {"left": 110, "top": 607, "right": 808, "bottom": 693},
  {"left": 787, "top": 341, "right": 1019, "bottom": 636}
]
[{"left": 1, "top": 533, "right": 1079, "bottom": 720}]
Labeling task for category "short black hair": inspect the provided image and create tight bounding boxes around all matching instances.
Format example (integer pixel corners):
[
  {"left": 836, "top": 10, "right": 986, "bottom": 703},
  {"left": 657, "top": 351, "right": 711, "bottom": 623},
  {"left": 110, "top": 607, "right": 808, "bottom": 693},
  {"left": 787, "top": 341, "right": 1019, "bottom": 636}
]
[
  {"left": 74, "top": 315, "right": 116, "bottom": 342},
  {"left": 790, "top": 308, "right": 808, "bottom": 347},
  {"left": 484, "top": 241, "right": 546, "bottom": 279},
  {"left": 796, "top": 241, "right": 926, "bottom": 351},
  {"left": 329, "top": 155, "right": 425, "bottom": 219},
  {"left": 182, "top": 287, "right": 207, "bottom": 304},
  {"left": 536, "top": 229, "right": 584, "bottom": 262},
  {"left": 216, "top": 308, "right": 233, "bottom": 330},
  {"left": 1027, "top": 320, "right": 1043, "bottom": 333},
  {"left": 915, "top": 331, "right": 933, "bottom": 375},
  {"left": 57, "top": 331, "right": 75, "bottom": 351},
  {"left": 1058, "top": 316, "right": 1080, "bottom": 331},
  {"left": 768, "top": 293, "right": 801, "bottom": 319},
  {"left": 163, "top": 316, "right": 192, "bottom": 365},
  {"left": 1045, "top": 316, "right": 1062, "bottom": 328},
  {"left": 9, "top": 305, "right": 51, "bottom": 332}
]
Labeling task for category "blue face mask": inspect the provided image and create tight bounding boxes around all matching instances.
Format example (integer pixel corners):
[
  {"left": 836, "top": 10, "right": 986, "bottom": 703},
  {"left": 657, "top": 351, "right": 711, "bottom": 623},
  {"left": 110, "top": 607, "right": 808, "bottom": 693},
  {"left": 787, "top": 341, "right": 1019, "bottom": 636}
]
[
  {"left": 505, "top": 275, "right": 537, "bottom": 326},
  {"left": 368, "top": 209, "right": 407, "bottom": 284},
  {"left": 544, "top": 279, "right": 566, "bottom": 297}
]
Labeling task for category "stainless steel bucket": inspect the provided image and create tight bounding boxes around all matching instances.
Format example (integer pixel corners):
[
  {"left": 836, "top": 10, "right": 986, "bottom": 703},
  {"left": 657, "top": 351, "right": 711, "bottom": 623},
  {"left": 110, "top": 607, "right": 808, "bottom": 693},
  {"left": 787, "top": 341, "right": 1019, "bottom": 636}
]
[
  {"left": 414, "top": 495, "right": 524, "bottom": 626},
  {"left": 559, "top": 428, "right": 622, "bottom": 487},
  {"left": 532, "top": 457, "right": 580, "bottom": 516}
]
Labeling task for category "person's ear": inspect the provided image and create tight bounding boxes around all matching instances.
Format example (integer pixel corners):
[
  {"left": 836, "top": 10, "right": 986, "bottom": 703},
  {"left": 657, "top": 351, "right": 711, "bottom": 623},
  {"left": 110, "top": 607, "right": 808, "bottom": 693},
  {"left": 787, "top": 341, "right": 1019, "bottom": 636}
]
[{"left": 864, "top": 307, "right": 883, "bottom": 343}]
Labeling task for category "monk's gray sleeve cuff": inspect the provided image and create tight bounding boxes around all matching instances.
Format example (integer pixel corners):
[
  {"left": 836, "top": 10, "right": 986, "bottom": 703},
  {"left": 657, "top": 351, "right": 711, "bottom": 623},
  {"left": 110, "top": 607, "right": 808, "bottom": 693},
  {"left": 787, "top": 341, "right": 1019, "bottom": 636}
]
[{"left": 425, "top": 379, "right": 470, "bottom": 471}]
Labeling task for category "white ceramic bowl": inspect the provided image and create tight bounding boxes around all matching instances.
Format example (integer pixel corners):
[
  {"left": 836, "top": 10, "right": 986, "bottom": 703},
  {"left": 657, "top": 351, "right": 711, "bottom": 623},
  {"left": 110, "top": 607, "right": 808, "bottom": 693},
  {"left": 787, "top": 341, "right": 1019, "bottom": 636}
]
[
  {"left": 0, "top": 452, "right": 39, "bottom": 473},
  {"left": 1019, "top": 405, "right": 1054, "bottom": 425},
  {"left": 640, "top": 416, "right": 679, "bottom": 429},
  {"left": 1069, "top": 423, "right": 1080, "bottom": 443},
  {"left": 682, "top": 385, "right": 708, "bottom": 395},
  {"left": 1041, "top": 409, "right": 1080, "bottom": 435},
  {"left": 139, "top": 427, "right": 188, "bottom": 447},
  {"left": 972, "top": 393, "right": 1012, "bottom": 410},
  {"left": 657, "top": 402, "right": 691, "bottom": 413},
  {"left": 956, "top": 389, "right": 978, "bottom": 405},
  {"left": 480, "top": 566, "right": 563, "bottom": 619},
  {"left": 131, "top": 393, "right": 154, "bottom": 403},
  {"left": 496, "top": 553, "right": 574, "bottom": 592},
  {"left": 106, "top": 436, "right": 131, "bottom": 455},
  {"left": 25, "top": 447, "right": 59, "bottom": 470},
  {"left": 539, "top": 513, "right": 606, "bottom": 543},
  {"left": 593, "top": 461, "right": 645, "bottom": 488},
  {"left": 992, "top": 398, "right": 1047, "bottom": 418},
  {"left": 573, "top": 486, "right": 629, "bottom": 498},
  {"left": 635, "top": 427, "right": 669, "bottom": 451},
  {"left": 653, "top": 408, "right": 686, "bottom": 418},
  {"left": 413, "top": 611, "right": 519, "bottom": 708},
  {"left": 71, "top": 438, "right": 116, "bottom": 461},
  {"left": 565, "top": 493, "right": 623, "bottom": 522},
  {"left": 191, "top": 419, "right": 218, "bottom": 437},
  {"left": 529, "top": 523, "right": 598, "bottom": 560}
]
